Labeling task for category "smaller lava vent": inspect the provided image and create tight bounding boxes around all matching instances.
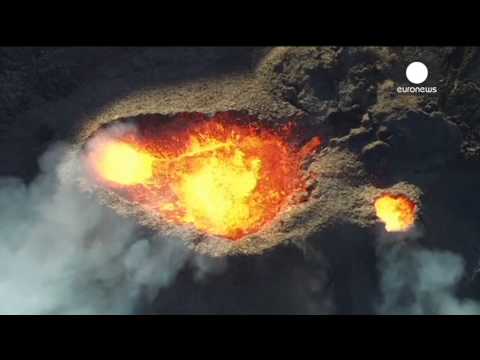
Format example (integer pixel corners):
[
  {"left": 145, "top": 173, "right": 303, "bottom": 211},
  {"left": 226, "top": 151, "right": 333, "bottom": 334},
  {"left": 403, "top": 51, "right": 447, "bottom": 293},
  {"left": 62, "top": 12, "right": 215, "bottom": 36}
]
[{"left": 374, "top": 193, "right": 417, "bottom": 232}]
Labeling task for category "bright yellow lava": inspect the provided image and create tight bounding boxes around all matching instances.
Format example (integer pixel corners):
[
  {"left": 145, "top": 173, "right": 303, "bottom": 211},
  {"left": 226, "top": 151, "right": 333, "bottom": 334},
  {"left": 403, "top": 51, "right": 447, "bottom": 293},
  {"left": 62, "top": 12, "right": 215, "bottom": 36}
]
[
  {"left": 143, "top": 123, "right": 309, "bottom": 240},
  {"left": 87, "top": 119, "right": 322, "bottom": 240},
  {"left": 374, "top": 194, "right": 416, "bottom": 232},
  {"left": 93, "top": 141, "right": 154, "bottom": 185},
  {"left": 175, "top": 144, "right": 263, "bottom": 238}
]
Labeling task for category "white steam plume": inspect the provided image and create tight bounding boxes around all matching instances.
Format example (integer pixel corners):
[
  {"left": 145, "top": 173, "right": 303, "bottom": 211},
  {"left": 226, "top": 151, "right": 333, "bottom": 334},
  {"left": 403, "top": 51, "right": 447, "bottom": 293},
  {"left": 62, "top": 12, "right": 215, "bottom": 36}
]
[
  {"left": 376, "top": 226, "right": 480, "bottom": 315},
  {"left": 0, "top": 139, "right": 219, "bottom": 314}
]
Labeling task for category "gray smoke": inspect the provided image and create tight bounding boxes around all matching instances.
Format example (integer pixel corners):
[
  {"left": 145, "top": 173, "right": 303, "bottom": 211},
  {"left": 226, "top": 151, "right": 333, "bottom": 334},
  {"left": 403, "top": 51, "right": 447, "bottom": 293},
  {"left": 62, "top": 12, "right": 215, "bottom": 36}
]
[
  {"left": 0, "top": 141, "right": 219, "bottom": 314},
  {"left": 376, "top": 226, "right": 480, "bottom": 314}
]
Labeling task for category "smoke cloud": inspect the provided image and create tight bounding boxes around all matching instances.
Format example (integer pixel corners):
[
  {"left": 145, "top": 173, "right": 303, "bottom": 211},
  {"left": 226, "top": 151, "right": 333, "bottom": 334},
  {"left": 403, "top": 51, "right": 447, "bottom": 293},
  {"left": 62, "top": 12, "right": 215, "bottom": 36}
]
[
  {"left": 376, "top": 227, "right": 480, "bottom": 314},
  {"left": 0, "top": 140, "right": 218, "bottom": 314}
]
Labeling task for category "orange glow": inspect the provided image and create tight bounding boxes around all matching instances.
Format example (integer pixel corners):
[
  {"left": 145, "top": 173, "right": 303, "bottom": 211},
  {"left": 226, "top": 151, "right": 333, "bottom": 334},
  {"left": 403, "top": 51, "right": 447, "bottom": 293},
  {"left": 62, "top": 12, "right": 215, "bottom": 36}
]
[
  {"left": 374, "top": 194, "right": 416, "bottom": 232},
  {"left": 86, "top": 117, "right": 321, "bottom": 240}
]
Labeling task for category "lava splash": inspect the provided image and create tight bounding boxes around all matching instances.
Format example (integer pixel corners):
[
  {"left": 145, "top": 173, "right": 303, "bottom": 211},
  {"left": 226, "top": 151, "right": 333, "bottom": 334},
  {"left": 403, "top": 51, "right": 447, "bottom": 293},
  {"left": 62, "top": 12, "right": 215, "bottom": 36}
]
[
  {"left": 374, "top": 194, "right": 417, "bottom": 232},
  {"left": 85, "top": 114, "right": 321, "bottom": 240}
]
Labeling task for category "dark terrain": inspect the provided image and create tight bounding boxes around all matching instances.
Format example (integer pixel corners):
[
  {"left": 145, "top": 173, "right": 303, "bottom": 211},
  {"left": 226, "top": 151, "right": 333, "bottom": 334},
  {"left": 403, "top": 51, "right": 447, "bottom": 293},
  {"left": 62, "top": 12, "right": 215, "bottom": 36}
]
[{"left": 1, "top": 47, "right": 480, "bottom": 314}]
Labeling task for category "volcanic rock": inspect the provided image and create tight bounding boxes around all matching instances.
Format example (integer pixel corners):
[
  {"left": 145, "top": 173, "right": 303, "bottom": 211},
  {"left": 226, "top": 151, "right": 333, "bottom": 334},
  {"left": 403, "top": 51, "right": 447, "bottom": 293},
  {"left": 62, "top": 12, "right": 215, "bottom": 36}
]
[
  {"left": 3, "top": 46, "right": 480, "bottom": 313},
  {"left": 379, "top": 110, "right": 462, "bottom": 170},
  {"left": 360, "top": 140, "right": 391, "bottom": 168}
]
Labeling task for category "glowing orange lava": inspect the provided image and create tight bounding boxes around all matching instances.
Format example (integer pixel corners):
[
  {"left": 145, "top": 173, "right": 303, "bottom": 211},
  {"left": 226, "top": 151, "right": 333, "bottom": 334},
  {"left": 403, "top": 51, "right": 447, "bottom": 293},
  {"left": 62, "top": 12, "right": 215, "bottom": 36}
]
[
  {"left": 374, "top": 194, "right": 417, "bottom": 232},
  {"left": 86, "top": 116, "right": 321, "bottom": 240}
]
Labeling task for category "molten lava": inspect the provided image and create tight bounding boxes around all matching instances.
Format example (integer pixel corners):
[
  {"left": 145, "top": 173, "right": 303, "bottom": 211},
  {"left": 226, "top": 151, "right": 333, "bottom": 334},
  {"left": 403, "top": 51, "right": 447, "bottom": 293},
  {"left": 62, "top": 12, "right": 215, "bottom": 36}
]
[
  {"left": 91, "top": 141, "right": 155, "bottom": 186},
  {"left": 374, "top": 194, "right": 417, "bottom": 232},
  {"left": 86, "top": 116, "right": 321, "bottom": 240}
]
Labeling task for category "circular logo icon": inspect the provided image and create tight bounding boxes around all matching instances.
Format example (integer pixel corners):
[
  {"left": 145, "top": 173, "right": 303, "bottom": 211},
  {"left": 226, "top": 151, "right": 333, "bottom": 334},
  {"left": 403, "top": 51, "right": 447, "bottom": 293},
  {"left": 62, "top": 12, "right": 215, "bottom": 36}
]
[{"left": 406, "top": 61, "right": 428, "bottom": 84}]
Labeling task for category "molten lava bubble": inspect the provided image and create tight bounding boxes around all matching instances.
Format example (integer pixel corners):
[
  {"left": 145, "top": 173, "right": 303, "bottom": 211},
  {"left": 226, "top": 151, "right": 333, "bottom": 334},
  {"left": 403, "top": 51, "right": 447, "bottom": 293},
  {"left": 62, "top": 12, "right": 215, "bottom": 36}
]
[
  {"left": 89, "top": 140, "right": 155, "bottom": 186},
  {"left": 86, "top": 116, "right": 321, "bottom": 240},
  {"left": 374, "top": 194, "right": 417, "bottom": 232}
]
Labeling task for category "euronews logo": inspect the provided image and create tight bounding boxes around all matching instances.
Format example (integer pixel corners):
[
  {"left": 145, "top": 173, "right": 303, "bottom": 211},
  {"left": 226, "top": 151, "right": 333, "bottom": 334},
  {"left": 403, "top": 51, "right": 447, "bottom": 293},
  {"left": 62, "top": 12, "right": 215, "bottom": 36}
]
[{"left": 397, "top": 61, "right": 437, "bottom": 94}]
